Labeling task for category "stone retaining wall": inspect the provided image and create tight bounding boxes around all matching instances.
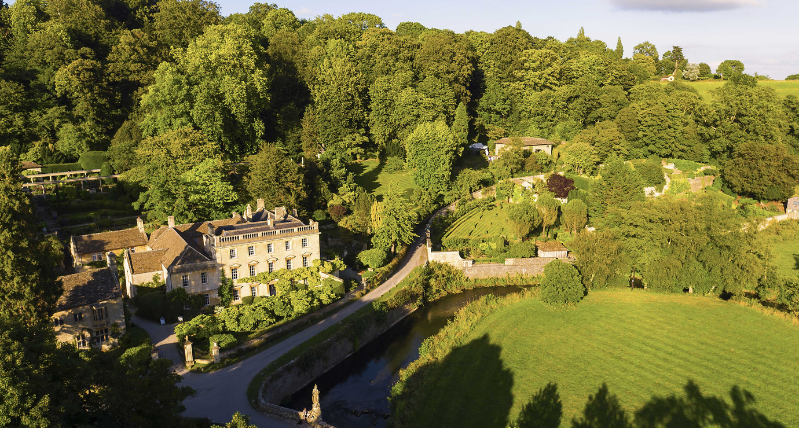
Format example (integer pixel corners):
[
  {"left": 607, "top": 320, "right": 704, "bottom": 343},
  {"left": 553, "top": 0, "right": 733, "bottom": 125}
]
[
  {"left": 463, "top": 258, "right": 555, "bottom": 278},
  {"left": 257, "top": 304, "right": 416, "bottom": 407}
]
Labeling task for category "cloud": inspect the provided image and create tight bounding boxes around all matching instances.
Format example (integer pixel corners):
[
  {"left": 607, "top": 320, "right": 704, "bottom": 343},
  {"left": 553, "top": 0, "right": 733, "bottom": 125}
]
[
  {"left": 295, "top": 7, "right": 314, "bottom": 17},
  {"left": 611, "top": 0, "right": 761, "bottom": 12}
]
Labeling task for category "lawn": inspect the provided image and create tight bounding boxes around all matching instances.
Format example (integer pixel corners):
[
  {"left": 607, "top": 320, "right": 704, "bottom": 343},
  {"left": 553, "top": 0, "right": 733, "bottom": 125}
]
[
  {"left": 685, "top": 79, "right": 799, "bottom": 102},
  {"left": 349, "top": 159, "right": 416, "bottom": 199},
  {"left": 442, "top": 203, "right": 518, "bottom": 243},
  {"left": 771, "top": 239, "right": 799, "bottom": 280},
  {"left": 398, "top": 290, "right": 799, "bottom": 427}
]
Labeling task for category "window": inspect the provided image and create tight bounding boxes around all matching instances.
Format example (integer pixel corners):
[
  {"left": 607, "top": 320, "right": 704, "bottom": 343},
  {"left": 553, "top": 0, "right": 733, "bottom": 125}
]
[
  {"left": 94, "top": 328, "right": 109, "bottom": 343},
  {"left": 251, "top": 286, "right": 257, "bottom": 297},
  {"left": 268, "top": 261, "right": 274, "bottom": 273},
  {"left": 286, "top": 259, "right": 292, "bottom": 270},
  {"left": 230, "top": 248, "right": 237, "bottom": 258},
  {"left": 92, "top": 252, "right": 102, "bottom": 262},
  {"left": 249, "top": 265, "right": 256, "bottom": 277},
  {"left": 285, "top": 240, "right": 291, "bottom": 250},
  {"left": 231, "top": 267, "right": 238, "bottom": 280},
  {"left": 203, "top": 294, "right": 210, "bottom": 306},
  {"left": 201, "top": 272, "right": 208, "bottom": 284},
  {"left": 303, "top": 255, "right": 309, "bottom": 268},
  {"left": 76, "top": 334, "right": 88, "bottom": 348},
  {"left": 233, "top": 289, "right": 240, "bottom": 301},
  {"left": 92, "top": 307, "right": 107, "bottom": 322},
  {"left": 53, "top": 317, "right": 64, "bottom": 327},
  {"left": 267, "top": 243, "right": 273, "bottom": 253},
  {"left": 248, "top": 246, "right": 255, "bottom": 256},
  {"left": 269, "top": 284, "right": 276, "bottom": 296},
  {"left": 182, "top": 274, "right": 189, "bottom": 288},
  {"left": 73, "top": 312, "right": 83, "bottom": 322},
  {"left": 302, "top": 238, "right": 308, "bottom": 248}
]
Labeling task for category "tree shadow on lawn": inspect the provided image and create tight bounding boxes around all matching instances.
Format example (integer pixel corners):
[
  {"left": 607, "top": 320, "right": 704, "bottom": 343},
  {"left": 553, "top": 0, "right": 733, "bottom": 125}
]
[
  {"left": 391, "top": 334, "right": 514, "bottom": 428},
  {"left": 513, "top": 381, "right": 786, "bottom": 428},
  {"left": 793, "top": 254, "right": 799, "bottom": 272},
  {"left": 349, "top": 160, "right": 384, "bottom": 194}
]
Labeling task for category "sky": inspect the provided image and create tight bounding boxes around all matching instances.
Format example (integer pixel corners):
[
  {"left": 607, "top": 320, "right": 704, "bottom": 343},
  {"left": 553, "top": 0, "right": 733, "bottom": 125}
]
[{"left": 218, "top": 0, "right": 799, "bottom": 79}]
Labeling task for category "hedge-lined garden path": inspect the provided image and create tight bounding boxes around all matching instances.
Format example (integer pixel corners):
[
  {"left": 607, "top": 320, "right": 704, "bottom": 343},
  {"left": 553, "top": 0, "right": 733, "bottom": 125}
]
[{"left": 177, "top": 229, "right": 429, "bottom": 427}]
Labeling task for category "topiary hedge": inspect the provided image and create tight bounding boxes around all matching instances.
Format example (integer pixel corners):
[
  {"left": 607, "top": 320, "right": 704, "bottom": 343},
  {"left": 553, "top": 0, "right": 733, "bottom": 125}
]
[
  {"left": 78, "top": 151, "right": 109, "bottom": 170},
  {"left": 41, "top": 163, "right": 83, "bottom": 174}
]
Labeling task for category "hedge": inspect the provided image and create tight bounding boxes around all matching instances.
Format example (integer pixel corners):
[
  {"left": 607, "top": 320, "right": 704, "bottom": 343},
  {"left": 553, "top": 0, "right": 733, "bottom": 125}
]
[
  {"left": 209, "top": 333, "right": 237, "bottom": 350},
  {"left": 78, "top": 151, "right": 109, "bottom": 170},
  {"left": 41, "top": 163, "right": 83, "bottom": 174}
]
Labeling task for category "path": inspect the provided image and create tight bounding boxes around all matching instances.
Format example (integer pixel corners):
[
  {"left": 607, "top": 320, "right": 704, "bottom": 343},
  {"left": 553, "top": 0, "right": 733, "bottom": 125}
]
[
  {"left": 177, "top": 231, "right": 428, "bottom": 427},
  {"left": 131, "top": 314, "right": 186, "bottom": 373}
]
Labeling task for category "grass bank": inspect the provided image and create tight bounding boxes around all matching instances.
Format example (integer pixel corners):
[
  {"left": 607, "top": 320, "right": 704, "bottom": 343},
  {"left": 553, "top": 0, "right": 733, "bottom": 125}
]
[
  {"left": 686, "top": 79, "right": 799, "bottom": 102},
  {"left": 391, "top": 290, "right": 799, "bottom": 427}
]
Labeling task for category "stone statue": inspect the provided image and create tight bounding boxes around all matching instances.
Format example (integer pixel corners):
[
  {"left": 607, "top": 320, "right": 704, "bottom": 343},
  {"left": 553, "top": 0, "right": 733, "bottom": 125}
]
[{"left": 303, "top": 385, "right": 323, "bottom": 426}]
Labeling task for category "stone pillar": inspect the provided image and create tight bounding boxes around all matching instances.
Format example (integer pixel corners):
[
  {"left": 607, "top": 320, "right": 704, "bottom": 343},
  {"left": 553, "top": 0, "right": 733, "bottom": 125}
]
[
  {"left": 211, "top": 342, "right": 221, "bottom": 364},
  {"left": 184, "top": 339, "right": 194, "bottom": 368}
]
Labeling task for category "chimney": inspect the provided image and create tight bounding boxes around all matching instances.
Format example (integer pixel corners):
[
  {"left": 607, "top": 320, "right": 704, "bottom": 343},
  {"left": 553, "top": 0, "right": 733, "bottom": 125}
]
[
  {"left": 245, "top": 204, "right": 252, "bottom": 221},
  {"left": 256, "top": 198, "right": 265, "bottom": 212},
  {"left": 292, "top": 208, "right": 298, "bottom": 217},
  {"left": 168, "top": 216, "right": 175, "bottom": 228},
  {"left": 137, "top": 217, "right": 145, "bottom": 234},
  {"left": 106, "top": 251, "right": 117, "bottom": 267},
  {"left": 267, "top": 216, "right": 273, "bottom": 227},
  {"left": 275, "top": 206, "right": 287, "bottom": 220},
  {"left": 231, "top": 211, "right": 238, "bottom": 219}
]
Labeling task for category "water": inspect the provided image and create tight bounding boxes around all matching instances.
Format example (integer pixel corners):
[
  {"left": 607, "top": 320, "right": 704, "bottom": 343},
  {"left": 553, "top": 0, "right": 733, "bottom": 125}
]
[{"left": 286, "top": 286, "right": 523, "bottom": 428}]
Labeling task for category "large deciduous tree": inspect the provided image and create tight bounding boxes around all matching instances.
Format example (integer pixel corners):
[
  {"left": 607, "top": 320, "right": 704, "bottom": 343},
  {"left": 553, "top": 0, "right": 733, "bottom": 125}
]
[
  {"left": 561, "top": 199, "right": 588, "bottom": 235},
  {"left": 723, "top": 141, "right": 799, "bottom": 201},
  {"left": 141, "top": 23, "right": 269, "bottom": 160},
  {"left": 508, "top": 200, "right": 541, "bottom": 239},
  {"left": 540, "top": 260, "right": 585, "bottom": 305},
  {"left": 591, "top": 156, "right": 644, "bottom": 219},
  {"left": 536, "top": 192, "right": 560, "bottom": 238},
  {"left": 371, "top": 185, "right": 417, "bottom": 253},
  {"left": 245, "top": 143, "right": 307, "bottom": 212},
  {"left": 404, "top": 121, "right": 459, "bottom": 194}
]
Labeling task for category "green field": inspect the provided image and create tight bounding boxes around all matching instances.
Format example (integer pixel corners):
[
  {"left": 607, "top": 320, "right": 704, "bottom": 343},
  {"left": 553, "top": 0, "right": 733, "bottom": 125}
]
[
  {"left": 350, "top": 159, "right": 416, "bottom": 199},
  {"left": 398, "top": 291, "right": 799, "bottom": 427},
  {"left": 685, "top": 79, "right": 799, "bottom": 102},
  {"left": 442, "top": 203, "right": 518, "bottom": 242}
]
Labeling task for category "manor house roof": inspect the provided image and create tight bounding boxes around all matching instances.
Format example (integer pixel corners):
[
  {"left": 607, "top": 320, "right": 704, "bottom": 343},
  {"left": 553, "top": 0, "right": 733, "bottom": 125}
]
[
  {"left": 494, "top": 137, "right": 554, "bottom": 147},
  {"left": 72, "top": 228, "right": 148, "bottom": 255},
  {"left": 57, "top": 268, "right": 120, "bottom": 311}
]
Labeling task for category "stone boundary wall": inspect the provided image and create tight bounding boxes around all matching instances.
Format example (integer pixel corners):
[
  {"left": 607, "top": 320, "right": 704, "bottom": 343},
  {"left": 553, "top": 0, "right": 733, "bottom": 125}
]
[
  {"left": 257, "top": 304, "right": 416, "bottom": 407},
  {"left": 463, "top": 258, "right": 556, "bottom": 279},
  {"left": 759, "top": 211, "right": 799, "bottom": 231}
]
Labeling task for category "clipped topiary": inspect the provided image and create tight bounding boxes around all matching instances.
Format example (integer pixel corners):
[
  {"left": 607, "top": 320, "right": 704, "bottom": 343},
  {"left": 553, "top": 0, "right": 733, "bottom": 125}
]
[
  {"left": 540, "top": 259, "right": 585, "bottom": 306},
  {"left": 208, "top": 333, "right": 237, "bottom": 350}
]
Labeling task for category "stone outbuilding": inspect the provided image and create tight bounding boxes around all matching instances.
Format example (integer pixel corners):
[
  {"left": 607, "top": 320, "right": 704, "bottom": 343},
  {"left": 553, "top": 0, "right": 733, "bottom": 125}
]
[
  {"left": 536, "top": 241, "right": 569, "bottom": 259},
  {"left": 494, "top": 137, "right": 554, "bottom": 157},
  {"left": 70, "top": 217, "right": 149, "bottom": 268},
  {"left": 53, "top": 254, "right": 126, "bottom": 350},
  {"left": 787, "top": 196, "right": 799, "bottom": 214}
]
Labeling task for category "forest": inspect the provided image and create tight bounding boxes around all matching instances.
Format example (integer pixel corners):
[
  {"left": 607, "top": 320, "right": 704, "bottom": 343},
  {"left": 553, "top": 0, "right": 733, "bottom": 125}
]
[{"left": 2, "top": 0, "right": 799, "bottom": 223}]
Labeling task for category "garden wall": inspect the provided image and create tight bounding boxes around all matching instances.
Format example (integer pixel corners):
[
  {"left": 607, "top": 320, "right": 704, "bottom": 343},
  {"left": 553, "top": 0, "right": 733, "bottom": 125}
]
[
  {"left": 463, "top": 258, "right": 555, "bottom": 279},
  {"left": 257, "top": 303, "right": 416, "bottom": 407}
]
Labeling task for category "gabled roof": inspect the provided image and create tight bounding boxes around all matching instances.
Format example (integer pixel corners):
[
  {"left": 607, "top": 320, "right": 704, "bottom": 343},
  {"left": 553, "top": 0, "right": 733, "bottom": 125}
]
[
  {"left": 495, "top": 137, "right": 554, "bottom": 147},
  {"left": 128, "top": 249, "right": 167, "bottom": 274},
  {"left": 73, "top": 228, "right": 148, "bottom": 255},
  {"left": 536, "top": 241, "right": 567, "bottom": 252},
  {"left": 149, "top": 227, "right": 211, "bottom": 268},
  {"left": 57, "top": 268, "right": 120, "bottom": 311}
]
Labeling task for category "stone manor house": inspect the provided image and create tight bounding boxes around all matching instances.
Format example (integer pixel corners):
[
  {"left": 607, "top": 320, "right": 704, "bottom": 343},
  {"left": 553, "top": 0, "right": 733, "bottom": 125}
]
[{"left": 119, "top": 201, "right": 321, "bottom": 306}]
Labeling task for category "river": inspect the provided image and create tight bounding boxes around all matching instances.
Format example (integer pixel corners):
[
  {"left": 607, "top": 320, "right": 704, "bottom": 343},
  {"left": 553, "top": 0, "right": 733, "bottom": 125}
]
[{"left": 286, "top": 286, "right": 523, "bottom": 428}]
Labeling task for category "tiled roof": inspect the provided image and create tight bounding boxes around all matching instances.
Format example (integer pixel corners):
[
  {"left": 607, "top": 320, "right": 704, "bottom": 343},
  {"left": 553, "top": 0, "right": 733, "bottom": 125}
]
[
  {"left": 536, "top": 241, "right": 567, "bottom": 252},
  {"left": 73, "top": 228, "right": 148, "bottom": 255},
  {"left": 150, "top": 228, "right": 210, "bottom": 268},
  {"left": 129, "top": 249, "right": 167, "bottom": 274},
  {"left": 495, "top": 137, "right": 554, "bottom": 147},
  {"left": 57, "top": 268, "right": 120, "bottom": 311}
]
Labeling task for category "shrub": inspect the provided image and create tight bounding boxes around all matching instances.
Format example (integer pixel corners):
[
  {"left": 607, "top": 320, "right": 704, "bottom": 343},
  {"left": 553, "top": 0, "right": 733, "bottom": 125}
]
[
  {"left": 358, "top": 248, "right": 389, "bottom": 269},
  {"left": 208, "top": 334, "right": 237, "bottom": 350},
  {"left": 383, "top": 156, "right": 405, "bottom": 173},
  {"left": 637, "top": 160, "right": 665, "bottom": 187},
  {"left": 506, "top": 241, "right": 537, "bottom": 258},
  {"left": 78, "top": 151, "right": 109, "bottom": 170},
  {"left": 312, "top": 209, "right": 328, "bottom": 222},
  {"left": 328, "top": 204, "right": 347, "bottom": 223},
  {"left": 241, "top": 296, "right": 255, "bottom": 305},
  {"left": 540, "top": 260, "right": 585, "bottom": 305}
]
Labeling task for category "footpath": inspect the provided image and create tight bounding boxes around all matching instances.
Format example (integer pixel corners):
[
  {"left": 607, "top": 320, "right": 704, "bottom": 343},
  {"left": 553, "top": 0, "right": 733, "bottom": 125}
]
[{"left": 136, "top": 233, "right": 428, "bottom": 427}]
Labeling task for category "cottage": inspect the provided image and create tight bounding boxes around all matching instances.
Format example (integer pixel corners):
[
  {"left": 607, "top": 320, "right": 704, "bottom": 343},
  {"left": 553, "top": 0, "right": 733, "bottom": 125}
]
[
  {"left": 71, "top": 217, "right": 149, "bottom": 268},
  {"left": 536, "top": 241, "right": 569, "bottom": 259},
  {"left": 494, "top": 137, "right": 554, "bottom": 157},
  {"left": 123, "top": 201, "right": 322, "bottom": 306},
  {"left": 787, "top": 196, "right": 799, "bottom": 213},
  {"left": 20, "top": 161, "right": 42, "bottom": 173},
  {"left": 53, "top": 254, "right": 126, "bottom": 350}
]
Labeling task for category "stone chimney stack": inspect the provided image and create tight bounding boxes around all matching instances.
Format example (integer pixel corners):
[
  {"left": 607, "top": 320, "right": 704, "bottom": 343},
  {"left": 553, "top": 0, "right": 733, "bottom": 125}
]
[
  {"left": 267, "top": 216, "right": 273, "bottom": 227},
  {"left": 168, "top": 216, "right": 175, "bottom": 228},
  {"left": 105, "top": 251, "right": 117, "bottom": 267},
  {"left": 257, "top": 198, "right": 265, "bottom": 212},
  {"left": 275, "top": 206, "right": 287, "bottom": 220},
  {"left": 137, "top": 217, "right": 145, "bottom": 234},
  {"left": 245, "top": 204, "right": 252, "bottom": 221},
  {"left": 292, "top": 208, "right": 298, "bottom": 217}
]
